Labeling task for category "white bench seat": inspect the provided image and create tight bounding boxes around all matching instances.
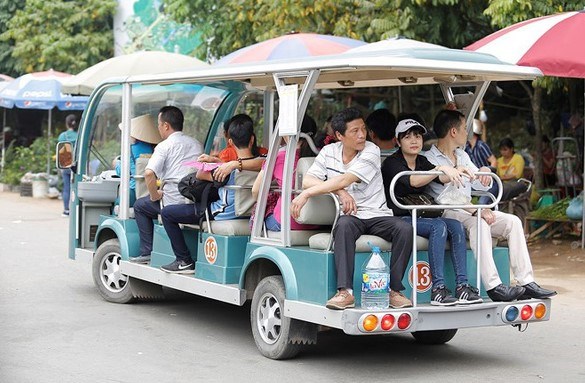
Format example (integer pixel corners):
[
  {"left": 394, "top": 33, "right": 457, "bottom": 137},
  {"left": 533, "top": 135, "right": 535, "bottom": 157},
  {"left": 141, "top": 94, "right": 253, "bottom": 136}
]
[{"left": 267, "top": 229, "right": 330, "bottom": 246}]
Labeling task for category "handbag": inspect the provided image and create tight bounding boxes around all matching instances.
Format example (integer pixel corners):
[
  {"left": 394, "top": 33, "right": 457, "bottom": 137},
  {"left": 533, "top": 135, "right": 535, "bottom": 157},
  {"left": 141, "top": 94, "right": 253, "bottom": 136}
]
[{"left": 398, "top": 193, "right": 443, "bottom": 218}]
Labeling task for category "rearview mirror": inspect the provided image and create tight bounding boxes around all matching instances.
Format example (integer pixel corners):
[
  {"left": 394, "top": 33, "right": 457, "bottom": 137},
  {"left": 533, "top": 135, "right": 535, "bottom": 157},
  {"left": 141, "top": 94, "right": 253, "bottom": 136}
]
[{"left": 56, "top": 142, "right": 74, "bottom": 169}]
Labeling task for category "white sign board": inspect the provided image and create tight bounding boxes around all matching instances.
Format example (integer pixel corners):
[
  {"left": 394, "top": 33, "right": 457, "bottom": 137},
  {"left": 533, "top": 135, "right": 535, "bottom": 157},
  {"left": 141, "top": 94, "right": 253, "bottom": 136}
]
[{"left": 277, "top": 84, "right": 298, "bottom": 136}]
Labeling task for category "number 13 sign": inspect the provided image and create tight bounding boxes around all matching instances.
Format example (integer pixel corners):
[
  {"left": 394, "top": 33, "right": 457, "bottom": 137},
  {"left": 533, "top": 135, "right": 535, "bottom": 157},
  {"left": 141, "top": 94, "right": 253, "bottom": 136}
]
[{"left": 408, "top": 261, "right": 432, "bottom": 293}]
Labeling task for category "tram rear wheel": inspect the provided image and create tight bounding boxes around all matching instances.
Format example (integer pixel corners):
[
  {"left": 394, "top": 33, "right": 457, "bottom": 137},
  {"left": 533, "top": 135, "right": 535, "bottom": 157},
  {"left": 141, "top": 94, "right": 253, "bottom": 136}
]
[{"left": 412, "top": 329, "right": 458, "bottom": 345}]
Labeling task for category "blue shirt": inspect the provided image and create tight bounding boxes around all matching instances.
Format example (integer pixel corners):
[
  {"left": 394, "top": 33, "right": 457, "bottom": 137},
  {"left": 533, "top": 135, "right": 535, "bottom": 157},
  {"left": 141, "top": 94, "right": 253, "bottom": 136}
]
[
  {"left": 211, "top": 171, "right": 237, "bottom": 220},
  {"left": 115, "top": 140, "right": 154, "bottom": 190},
  {"left": 465, "top": 139, "right": 494, "bottom": 168},
  {"left": 58, "top": 130, "right": 78, "bottom": 148}
]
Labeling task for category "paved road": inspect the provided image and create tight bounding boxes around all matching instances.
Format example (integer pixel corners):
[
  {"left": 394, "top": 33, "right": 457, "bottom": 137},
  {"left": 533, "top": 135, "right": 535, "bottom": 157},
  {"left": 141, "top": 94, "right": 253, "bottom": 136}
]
[{"left": 1, "top": 191, "right": 584, "bottom": 383}]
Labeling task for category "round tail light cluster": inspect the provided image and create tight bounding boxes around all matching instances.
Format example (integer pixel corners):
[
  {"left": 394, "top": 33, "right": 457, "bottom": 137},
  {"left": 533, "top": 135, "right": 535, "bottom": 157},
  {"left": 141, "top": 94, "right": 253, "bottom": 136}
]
[
  {"left": 359, "top": 312, "right": 412, "bottom": 333},
  {"left": 503, "top": 303, "right": 547, "bottom": 323}
]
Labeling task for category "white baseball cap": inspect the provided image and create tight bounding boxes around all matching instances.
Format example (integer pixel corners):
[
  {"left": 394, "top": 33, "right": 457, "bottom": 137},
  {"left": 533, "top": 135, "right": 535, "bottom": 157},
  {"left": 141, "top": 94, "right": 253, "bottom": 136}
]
[{"left": 395, "top": 118, "right": 427, "bottom": 138}]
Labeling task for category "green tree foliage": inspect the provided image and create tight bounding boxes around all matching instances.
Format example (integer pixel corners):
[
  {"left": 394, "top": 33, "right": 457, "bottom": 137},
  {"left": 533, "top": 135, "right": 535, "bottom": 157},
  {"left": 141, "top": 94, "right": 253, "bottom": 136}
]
[
  {"left": 162, "top": 0, "right": 495, "bottom": 60},
  {"left": 358, "top": 0, "right": 494, "bottom": 48},
  {"left": 0, "top": 0, "right": 24, "bottom": 77},
  {"left": 0, "top": 136, "right": 57, "bottom": 185},
  {"left": 1, "top": 0, "right": 117, "bottom": 74}
]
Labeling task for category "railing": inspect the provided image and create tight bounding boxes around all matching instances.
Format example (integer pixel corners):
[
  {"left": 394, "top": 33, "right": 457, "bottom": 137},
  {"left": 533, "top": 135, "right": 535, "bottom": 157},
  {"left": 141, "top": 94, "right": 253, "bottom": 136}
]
[{"left": 389, "top": 170, "right": 503, "bottom": 307}]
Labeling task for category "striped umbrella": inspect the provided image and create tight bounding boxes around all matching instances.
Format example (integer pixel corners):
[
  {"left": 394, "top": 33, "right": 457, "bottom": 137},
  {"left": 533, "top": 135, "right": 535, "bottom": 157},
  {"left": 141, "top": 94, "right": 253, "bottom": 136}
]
[
  {"left": 466, "top": 10, "right": 585, "bottom": 247},
  {"left": 215, "top": 32, "right": 366, "bottom": 65},
  {"left": 465, "top": 10, "right": 585, "bottom": 78}
]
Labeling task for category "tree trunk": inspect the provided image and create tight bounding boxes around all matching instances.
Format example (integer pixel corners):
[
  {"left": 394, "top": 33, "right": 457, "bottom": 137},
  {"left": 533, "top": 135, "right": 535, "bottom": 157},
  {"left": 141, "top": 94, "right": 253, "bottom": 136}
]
[
  {"left": 520, "top": 81, "right": 544, "bottom": 191},
  {"left": 532, "top": 86, "right": 544, "bottom": 191}
]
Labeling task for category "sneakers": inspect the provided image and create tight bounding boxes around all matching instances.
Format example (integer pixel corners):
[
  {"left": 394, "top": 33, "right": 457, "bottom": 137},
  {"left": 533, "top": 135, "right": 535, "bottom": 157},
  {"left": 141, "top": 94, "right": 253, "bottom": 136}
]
[
  {"left": 390, "top": 290, "right": 413, "bottom": 308},
  {"left": 430, "top": 286, "right": 458, "bottom": 306},
  {"left": 61, "top": 210, "right": 70, "bottom": 217},
  {"left": 487, "top": 283, "right": 525, "bottom": 302},
  {"left": 160, "top": 260, "right": 195, "bottom": 274},
  {"left": 129, "top": 255, "right": 151, "bottom": 264},
  {"left": 326, "top": 289, "right": 355, "bottom": 310},
  {"left": 456, "top": 284, "right": 483, "bottom": 304},
  {"left": 519, "top": 282, "right": 557, "bottom": 299}
]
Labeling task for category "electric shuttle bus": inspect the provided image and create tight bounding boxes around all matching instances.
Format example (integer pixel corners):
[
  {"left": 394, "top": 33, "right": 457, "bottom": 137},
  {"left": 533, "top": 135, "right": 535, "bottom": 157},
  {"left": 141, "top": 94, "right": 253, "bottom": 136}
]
[{"left": 57, "top": 44, "right": 551, "bottom": 359}]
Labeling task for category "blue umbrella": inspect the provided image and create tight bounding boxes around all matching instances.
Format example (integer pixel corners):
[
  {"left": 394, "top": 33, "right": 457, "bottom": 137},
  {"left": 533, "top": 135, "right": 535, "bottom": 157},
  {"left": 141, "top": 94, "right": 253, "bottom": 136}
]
[{"left": 0, "top": 69, "right": 88, "bottom": 173}]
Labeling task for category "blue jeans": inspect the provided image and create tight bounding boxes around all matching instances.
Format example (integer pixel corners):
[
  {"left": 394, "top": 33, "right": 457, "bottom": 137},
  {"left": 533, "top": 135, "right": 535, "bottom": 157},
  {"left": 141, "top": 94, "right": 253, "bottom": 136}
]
[
  {"left": 133, "top": 196, "right": 162, "bottom": 258},
  {"left": 402, "top": 216, "right": 468, "bottom": 288},
  {"left": 61, "top": 168, "right": 71, "bottom": 212},
  {"left": 160, "top": 203, "right": 202, "bottom": 263},
  {"left": 265, "top": 213, "right": 281, "bottom": 231}
]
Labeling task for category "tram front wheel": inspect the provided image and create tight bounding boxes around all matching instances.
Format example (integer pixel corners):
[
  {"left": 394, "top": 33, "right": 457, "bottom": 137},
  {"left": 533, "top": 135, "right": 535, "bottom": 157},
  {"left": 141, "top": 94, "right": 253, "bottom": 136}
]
[{"left": 92, "top": 238, "right": 135, "bottom": 304}]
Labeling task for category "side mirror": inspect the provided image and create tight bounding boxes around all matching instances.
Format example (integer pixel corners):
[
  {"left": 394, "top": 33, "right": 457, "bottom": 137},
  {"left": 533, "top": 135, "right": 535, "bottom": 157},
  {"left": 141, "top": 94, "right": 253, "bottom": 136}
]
[{"left": 56, "top": 142, "right": 74, "bottom": 169}]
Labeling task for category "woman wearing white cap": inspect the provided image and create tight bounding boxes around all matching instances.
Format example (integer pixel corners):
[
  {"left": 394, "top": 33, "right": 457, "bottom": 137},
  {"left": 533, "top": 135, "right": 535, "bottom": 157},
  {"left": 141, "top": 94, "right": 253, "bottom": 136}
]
[
  {"left": 115, "top": 114, "right": 162, "bottom": 206},
  {"left": 381, "top": 116, "right": 482, "bottom": 306}
]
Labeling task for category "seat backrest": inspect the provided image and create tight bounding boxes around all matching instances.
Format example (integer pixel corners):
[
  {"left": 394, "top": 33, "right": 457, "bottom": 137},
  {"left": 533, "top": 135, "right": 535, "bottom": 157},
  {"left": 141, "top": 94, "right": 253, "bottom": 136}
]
[
  {"left": 234, "top": 170, "right": 259, "bottom": 217},
  {"left": 134, "top": 156, "right": 150, "bottom": 199},
  {"left": 294, "top": 157, "right": 338, "bottom": 225}
]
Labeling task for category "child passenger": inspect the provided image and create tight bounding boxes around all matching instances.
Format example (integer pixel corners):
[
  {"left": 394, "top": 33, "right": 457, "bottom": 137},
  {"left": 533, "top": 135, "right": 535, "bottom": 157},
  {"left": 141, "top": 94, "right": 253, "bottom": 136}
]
[
  {"left": 197, "top": 114, "right": 267, "bottom": 183},
  {"left": 381, "top": 118, "right": 482, "bottom": 305},
  {"left": 251, "top": 115, "right": 319, "bottom": 231}
]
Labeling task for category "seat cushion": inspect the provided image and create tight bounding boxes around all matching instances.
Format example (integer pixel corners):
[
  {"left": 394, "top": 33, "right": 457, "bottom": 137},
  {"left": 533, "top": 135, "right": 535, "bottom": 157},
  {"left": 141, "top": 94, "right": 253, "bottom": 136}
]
[
  {"left": 202, "top": 219, "right": 251, "bottom": 236},
  {"left": 308, "top": 233, "right": 500, "bottom": 251},
  {"left": 267, "top": 230, "right": 328, "bottom": 246},
  {"left": 309, "top": 233, "right": 430, "bottom": 251}
]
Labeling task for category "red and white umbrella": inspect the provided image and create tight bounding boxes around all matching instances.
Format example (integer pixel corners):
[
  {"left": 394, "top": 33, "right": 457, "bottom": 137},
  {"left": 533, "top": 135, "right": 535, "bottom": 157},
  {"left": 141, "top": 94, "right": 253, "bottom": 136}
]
[
  {"left": 466, "top": 10, "right": 585, "bottom": 247},
  {"left": 465, "top": 10, "right": 585, "bottom": 78}
]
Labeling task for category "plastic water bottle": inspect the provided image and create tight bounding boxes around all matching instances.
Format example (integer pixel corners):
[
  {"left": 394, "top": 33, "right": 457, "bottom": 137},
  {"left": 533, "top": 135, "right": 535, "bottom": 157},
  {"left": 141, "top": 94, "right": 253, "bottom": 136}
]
[{"left": 361, "top": 244, "right": 390, "bottom": 310}]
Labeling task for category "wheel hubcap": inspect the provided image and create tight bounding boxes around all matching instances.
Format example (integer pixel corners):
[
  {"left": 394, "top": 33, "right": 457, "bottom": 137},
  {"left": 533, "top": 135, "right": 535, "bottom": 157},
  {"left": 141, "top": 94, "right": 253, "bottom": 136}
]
[
  {"left": 100, "top": 251, "right": 128, "bottom": 293},
  {"left": 256, "top": 292, "right": 282, "bottom": 345}
]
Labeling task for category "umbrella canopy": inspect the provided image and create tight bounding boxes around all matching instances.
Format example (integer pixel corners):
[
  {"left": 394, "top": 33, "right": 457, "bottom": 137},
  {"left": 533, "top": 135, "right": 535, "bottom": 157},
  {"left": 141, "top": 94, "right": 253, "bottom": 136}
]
[
  {"left": 0, "top": 74, "right": 14, "bottom": 82},
  {"left": 465, "top": 10, "right": 585, "bottom": 78},
  {"left": 0, "top": 69, "right": 87, "bottom": 175},
  {"left": 61, "top": 51, "right": 209, "bottom": 95},
  {"left": 466, "top": 10, "right": 585, "bottom": 247},
  {"left": 215, "top": 32, "right": 366, "bottom": 65},
  {"left": 0, "top": 69, "right": 88, "bottom": 110},
  {"left": 347, "top": 36, "right": 447, "bottom": 54}
]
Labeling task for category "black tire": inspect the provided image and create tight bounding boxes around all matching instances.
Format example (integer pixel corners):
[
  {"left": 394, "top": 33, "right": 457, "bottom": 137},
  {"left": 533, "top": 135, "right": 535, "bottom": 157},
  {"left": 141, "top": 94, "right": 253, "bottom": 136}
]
[
  {"left": 412, "top": 329, "right": 458, "bottom": 345},
  {"left": 92, "top": 238, "right": 135, "bottom": 304},
  {"left": 250, "top": 276, "right": 302, "bottom": 360}
]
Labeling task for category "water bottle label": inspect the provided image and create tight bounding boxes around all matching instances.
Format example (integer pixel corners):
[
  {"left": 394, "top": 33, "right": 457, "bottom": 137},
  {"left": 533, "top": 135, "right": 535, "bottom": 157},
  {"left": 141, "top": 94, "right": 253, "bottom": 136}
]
[{"left": 362, "top": 272, "right": 389, "bottom": 294}]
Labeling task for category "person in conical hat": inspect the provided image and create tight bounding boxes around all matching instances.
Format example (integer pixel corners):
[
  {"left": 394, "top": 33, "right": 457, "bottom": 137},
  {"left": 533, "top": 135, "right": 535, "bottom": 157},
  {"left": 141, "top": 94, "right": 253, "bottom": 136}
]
[{"left": 115, "top": 114, "right": 161, "bottom": 205}]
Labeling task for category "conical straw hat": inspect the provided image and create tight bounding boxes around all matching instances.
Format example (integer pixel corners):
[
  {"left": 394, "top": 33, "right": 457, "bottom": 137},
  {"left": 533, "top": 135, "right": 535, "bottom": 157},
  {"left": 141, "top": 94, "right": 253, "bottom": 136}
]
[{"left": 119, "top": 114, "right": 161, "bottom": 144}]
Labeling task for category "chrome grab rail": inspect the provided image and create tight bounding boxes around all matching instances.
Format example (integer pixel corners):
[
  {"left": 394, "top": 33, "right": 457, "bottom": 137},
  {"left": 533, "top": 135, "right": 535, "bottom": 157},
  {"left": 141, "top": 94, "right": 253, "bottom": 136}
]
[{"left": 389, "top": 170, "right": 503, "bottom": 307}]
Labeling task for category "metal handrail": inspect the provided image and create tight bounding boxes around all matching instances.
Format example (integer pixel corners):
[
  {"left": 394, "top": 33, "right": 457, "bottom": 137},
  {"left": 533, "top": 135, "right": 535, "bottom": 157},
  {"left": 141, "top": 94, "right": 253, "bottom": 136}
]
[{"left": 389, "top": 170, "right": 503, "bottom": 307}]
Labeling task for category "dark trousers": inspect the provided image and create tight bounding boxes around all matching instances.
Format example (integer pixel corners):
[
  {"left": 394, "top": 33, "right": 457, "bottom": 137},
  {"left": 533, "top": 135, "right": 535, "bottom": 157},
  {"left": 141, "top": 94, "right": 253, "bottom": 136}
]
[
  {"left": 133, "top": 196, "right": 162, "bottom": 257},
  {"left": 160, "top": 203, "right": 202, "bottom": 263},
  {"left": 333, "top": 215, "right": 413, "bottom": 291}
]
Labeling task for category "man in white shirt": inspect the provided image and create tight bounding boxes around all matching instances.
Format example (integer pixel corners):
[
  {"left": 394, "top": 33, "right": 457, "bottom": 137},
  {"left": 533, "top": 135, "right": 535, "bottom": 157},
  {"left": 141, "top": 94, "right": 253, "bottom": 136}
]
[
  {"left": 132, "top": 106, "right": 203, "bottom": 263},
  {"left": 424, "top": 109, "right": 556, "bottom": 302},
  {"left": 291, "top": 107, "right": 413, "bottom": 310}
]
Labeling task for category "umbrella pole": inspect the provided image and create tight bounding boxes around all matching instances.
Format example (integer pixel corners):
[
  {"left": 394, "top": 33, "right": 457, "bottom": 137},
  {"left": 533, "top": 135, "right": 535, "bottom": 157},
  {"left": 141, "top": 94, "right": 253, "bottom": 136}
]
[
  {"left": 582, "top": 80, "right": 585, "bottom": 248},
  {"left": 47, "top": 109, "right": 52, "bottom": 174},
  {"left": 1, "top": 108, "right": 5, "bottom": 173}
]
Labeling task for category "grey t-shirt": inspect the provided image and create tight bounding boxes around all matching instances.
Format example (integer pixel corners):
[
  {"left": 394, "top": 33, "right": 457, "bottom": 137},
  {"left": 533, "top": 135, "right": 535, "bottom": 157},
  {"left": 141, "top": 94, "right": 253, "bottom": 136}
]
[{"left": 307, "top": 141, "right": 393, "bottom": 220}]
